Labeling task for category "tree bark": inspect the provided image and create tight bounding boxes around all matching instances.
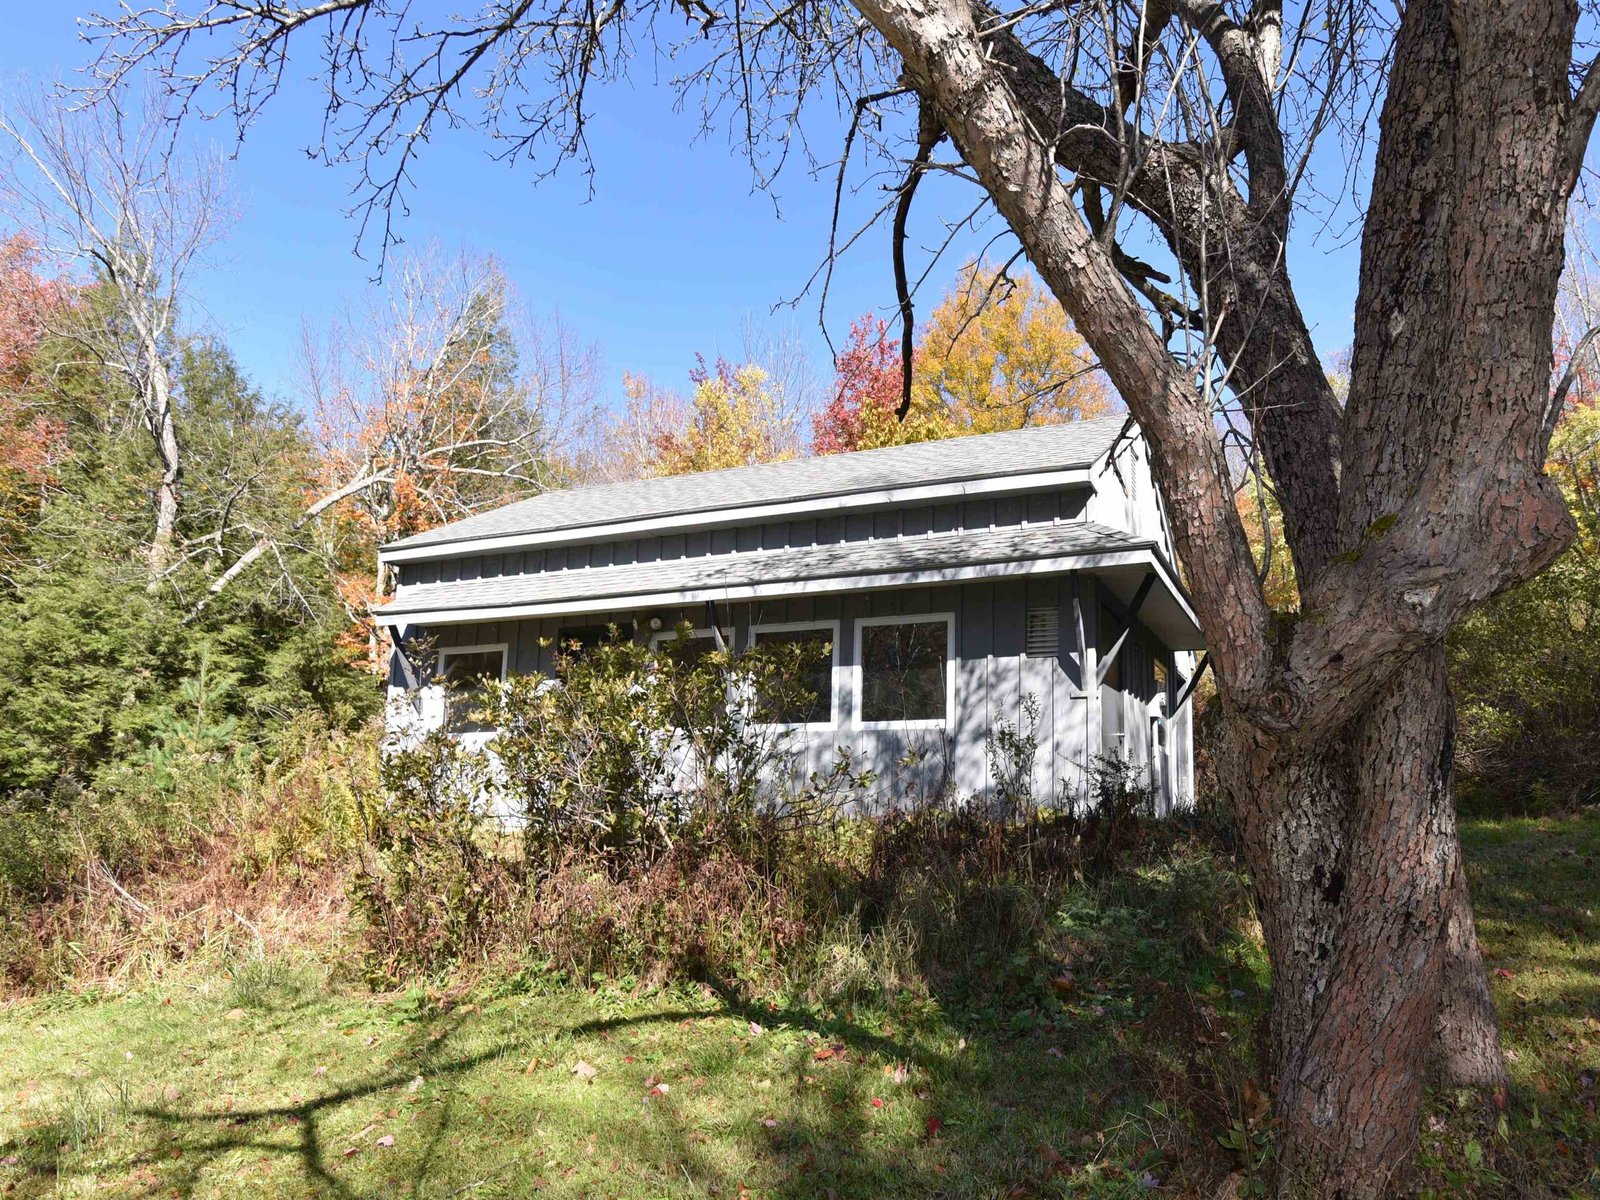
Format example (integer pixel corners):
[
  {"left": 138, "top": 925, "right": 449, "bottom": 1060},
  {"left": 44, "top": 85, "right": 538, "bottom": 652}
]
[
  {"left": 1433, "top": 840, "right": 1510, "bottom": 1089},
  {"left": 1220, "top": 648, "right": 1469, "bottom": 1197},
  {"left": 146, "top": 337, "right": 183, "bottom": 580},
  {"left": 845, "top": 0, "right": 1575, "bottom": 1189}
]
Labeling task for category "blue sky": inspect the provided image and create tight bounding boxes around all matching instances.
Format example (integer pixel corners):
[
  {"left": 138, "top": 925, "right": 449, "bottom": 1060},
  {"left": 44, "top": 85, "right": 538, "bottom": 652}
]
[{"left": 3, "top": 6, "right": 1363, "bottom": 416}]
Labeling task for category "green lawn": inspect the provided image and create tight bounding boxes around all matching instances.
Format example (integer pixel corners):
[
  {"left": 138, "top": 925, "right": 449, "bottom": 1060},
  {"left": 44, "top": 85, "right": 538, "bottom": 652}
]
[{"left": 1, "top": 816, "right": 1595, "bottom": 1199}]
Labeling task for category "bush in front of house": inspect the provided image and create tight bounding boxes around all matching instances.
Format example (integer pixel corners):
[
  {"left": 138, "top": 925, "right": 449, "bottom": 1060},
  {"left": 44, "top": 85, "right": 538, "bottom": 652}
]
[
  {"left": 351, "top": 632, "right": 1218, "bottom": 1018},
  {"left": 492, "top": 627, "right": 864, "bottom": 871}
]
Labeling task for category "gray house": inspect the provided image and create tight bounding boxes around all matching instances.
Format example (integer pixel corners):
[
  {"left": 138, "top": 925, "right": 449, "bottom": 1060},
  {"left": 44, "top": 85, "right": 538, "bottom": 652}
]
[{"left": 373, "top": 415, "right": 1204, "bottom": 810}]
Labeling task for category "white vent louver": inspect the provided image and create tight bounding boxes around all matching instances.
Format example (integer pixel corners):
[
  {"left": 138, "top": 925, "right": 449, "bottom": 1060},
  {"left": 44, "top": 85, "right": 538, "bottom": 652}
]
[{"left": 1025, "top": 608, "right": 1059, "bottom": 657}]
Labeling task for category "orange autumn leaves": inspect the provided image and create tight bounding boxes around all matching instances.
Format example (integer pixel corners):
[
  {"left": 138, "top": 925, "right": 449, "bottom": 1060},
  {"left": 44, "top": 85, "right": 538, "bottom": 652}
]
[
  {"left": 813, "top": 260, "right": 1112, "bottom": 455},
  {"left": 600, "top": 259, "right": 1111, "bottom": 484}
]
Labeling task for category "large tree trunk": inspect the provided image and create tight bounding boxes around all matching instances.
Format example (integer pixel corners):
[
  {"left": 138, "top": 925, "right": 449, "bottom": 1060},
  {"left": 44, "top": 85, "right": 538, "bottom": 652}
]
[
  {"left": 840, "top": 0, "right": 1577, "bottom": 1192},
  {"left": 140, "top": 324, "right": 182, "bottom": 581},
  {"left": 1221, "top": 647, "right": 1479, "bottom": 1196}
]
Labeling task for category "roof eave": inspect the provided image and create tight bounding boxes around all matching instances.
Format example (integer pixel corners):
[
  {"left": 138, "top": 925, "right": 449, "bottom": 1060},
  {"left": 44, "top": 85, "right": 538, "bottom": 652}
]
[{"left": 372, "top": 543, "right": 1205, "bottom": 651}]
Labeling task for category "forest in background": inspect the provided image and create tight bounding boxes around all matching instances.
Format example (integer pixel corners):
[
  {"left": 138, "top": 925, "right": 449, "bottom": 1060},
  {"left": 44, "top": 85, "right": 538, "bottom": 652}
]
[{"left": 0, "top": 90, "right": 1596, "bottom": 971}]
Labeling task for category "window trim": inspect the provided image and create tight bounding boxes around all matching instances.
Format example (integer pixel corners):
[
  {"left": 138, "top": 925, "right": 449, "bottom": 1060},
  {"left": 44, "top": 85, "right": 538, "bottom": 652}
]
[
  {"left": 648, "top": 625, "right": 732, "bottom": 652},
  {"left": 853, "top": 612, "right": 956, "bottom": 731},
  {"left": 434, "top": 642, "right": 508, "bottom": 734},
  {"left": 745, "top": 618, "right": 842, "bottom": 732}
]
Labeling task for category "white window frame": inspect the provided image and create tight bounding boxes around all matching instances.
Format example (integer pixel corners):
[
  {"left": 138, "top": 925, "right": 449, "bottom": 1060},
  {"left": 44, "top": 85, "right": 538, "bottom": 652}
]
[
  {"left": 433, "top": 642, "right": 508, "bottom": 737},
  {"left": 853, "top": 612, "right": 956, "bottom": 731},
  {"left": 649, "top": 626, "right": 732, "bottom": 653},
  {"left": 746, "top": 619, "right": 842, "bottom": 732}
]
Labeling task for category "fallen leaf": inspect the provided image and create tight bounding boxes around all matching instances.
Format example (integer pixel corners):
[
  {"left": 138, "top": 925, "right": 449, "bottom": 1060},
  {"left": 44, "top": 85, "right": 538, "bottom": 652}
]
[
  {"left": 748, "top": 1022, "right": 765, "bottom": 1037},
  {"left": 1051, "top": 971, "right": 1076, "bottom": 997},
  {"left": 572, "top": 1060, "right": 598, "bottom": 1081},
  {"left": 341, "top": 1147, "right": 359, "bottom": 1159},
  {"left": 869, "top": 1097, "right": 885, "bottom": 1109},
  {"left": 408, "top": 1075, "right": 424, "bottom": 1092},
  {"left": 524, "top": 1058, "right": 540, "bottom": 1075},
  {"left": 761, "top": 1118, "right": 778, "bottom": 1128},
  {"left": 924, "top": 1117, "right": 943, "bottom": 1138},
  {"left": 1242, "top": 1078, "right": 1270, "bottom": 1122},
  {"left": 224, "top": 1009, "right": 245, "bottom": 1022}
]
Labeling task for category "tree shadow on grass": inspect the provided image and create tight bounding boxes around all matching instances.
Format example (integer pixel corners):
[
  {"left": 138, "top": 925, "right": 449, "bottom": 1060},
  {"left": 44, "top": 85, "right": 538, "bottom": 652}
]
[
  {"left": 0, "top": 981, "right": 1229, "bottom": 1199},
  {"left": 558, "top": 978, "right": 1197, "bottom": 1199},
  {"left": 0, "top": 1006, "right": 505, "bottom": 1200}
]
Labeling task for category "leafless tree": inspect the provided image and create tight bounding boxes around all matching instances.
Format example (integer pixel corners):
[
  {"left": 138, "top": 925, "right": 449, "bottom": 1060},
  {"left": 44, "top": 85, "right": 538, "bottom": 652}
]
[
  {"left": 193, "top": 246, "right": 599, "bottom": 626},
  {"left": 264, "top": 246, "right": 595, "bottom": 633},
  {"left": 0, "top": 83, "right": 232, "bottom": 578},
  {"left": 82, "top": 1, "right": 1600, "bottom": 1192}
]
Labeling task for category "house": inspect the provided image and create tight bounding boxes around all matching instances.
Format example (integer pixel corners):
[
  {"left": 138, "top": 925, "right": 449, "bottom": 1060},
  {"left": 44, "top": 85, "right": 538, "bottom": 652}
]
[{"left": 373, "top": 414, "right": 1205, "bottom": 810}]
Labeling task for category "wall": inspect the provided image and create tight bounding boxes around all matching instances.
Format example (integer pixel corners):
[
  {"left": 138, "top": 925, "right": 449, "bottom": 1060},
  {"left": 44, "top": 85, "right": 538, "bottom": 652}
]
[
  {"left": 395, "top": 572, "right": 1193, "bottom": 813},
  {"left": 1084, "top": 427, "right": 1172, "bottom": 549}
]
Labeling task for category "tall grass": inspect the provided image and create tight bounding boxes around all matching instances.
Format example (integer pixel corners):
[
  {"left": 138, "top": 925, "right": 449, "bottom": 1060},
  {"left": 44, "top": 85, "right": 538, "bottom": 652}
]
[{"left": 0, "top": 716, "right": 378, "bottom": 995}]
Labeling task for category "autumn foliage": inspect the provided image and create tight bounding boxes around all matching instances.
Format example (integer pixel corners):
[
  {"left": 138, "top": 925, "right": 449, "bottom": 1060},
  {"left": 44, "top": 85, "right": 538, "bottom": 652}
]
[
  {"left": 812, "top": 315, "right": 904, "bottom": 455},
  {"left": 0, "top": 236, "right": 73, "bottom": 558},
  {"left": 813, "top": 261, "right": 1112, "bottom": 455}
]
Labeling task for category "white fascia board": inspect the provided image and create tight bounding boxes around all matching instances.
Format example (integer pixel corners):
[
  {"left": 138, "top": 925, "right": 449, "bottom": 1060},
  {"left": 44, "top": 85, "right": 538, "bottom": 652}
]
[
  {"left": 377, "top": 467, "right": 1095, "bottom": 565},
  {"left": 375, "top": 546, "right": 1203, "bottom": 646}
]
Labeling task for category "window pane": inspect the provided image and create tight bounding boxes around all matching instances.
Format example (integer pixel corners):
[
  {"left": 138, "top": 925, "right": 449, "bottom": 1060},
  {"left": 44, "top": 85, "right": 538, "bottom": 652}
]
[
  {"left": 555, "top": 623, "right": 635, "bottom": 657},
  {"left": 753, "top": 628, "right": 834, "bottom": 725},
  {"left": 861, "top": 620, "right": 948, "bottom": 723},
  {"left": 440, "top": 649, "right": 503, "bottom": 733},
  {"left": 655, "top": 631, "right": 726, "bottom": 669}
]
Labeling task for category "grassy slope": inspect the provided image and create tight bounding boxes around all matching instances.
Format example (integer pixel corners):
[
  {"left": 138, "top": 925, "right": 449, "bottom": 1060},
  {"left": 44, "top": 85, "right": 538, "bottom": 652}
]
[{"left": 1, "top": 816, "right": 1595, "bottom": 1199}]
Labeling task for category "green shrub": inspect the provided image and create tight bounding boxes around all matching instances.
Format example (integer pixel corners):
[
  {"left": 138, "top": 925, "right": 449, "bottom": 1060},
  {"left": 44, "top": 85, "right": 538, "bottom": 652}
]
[
  {"left": 358, "top": 663, "right": 1196, "bottom": 1018},
  {"left": 1447, "top": 405, "right": 1600, "bottom": 812},
  {"left": 351, "top": 732, "right": 514, "bottom": 982},
  {"left": 491, "top": 626, "right": 863, "bottom": 872}
]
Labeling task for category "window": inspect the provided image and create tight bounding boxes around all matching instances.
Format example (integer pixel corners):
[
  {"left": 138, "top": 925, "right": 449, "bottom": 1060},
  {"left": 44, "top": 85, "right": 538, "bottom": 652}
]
[
  {"left": 749, "top": 622, "right": 837, "bottom": 727},
  {"left": 857, "top": 614, "right": 953, "bottom": 726},
  {"left": 1024, "top": 607, "right": 1059, "bottom": 657},
  {"left": 650, "top": 626, "right": 730, "bottom": 668},
  {"left": 554, "top": 622, "right": 635, "bottom": 657},
  {"left": 437, "top": 645, "right": 506, "bottom": 733}
]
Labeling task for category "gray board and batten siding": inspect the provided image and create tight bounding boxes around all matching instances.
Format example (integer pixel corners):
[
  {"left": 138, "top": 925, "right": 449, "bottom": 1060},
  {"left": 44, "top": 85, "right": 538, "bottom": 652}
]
[{"left": 376, "top": 417, "right": 1202, "bottom": 812}]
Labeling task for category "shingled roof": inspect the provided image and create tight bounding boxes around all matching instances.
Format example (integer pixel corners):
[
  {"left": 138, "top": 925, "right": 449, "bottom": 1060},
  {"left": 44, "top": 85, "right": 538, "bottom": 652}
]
[
  {"left": 384, "top": 414, "right": 1128, "bottom": 552},
  {"left": 376, "top": 520, "right": 1147, "bottom": 617}
]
